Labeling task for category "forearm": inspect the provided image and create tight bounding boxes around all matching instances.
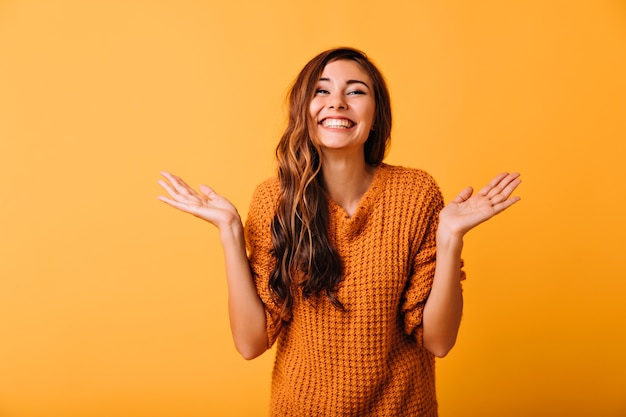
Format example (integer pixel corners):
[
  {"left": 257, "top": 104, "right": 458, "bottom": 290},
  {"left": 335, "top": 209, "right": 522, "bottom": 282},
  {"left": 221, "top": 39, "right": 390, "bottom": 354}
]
[
  {"left": 422, "top": 232, "right": 464, "bottom": 358},
  {"left": 420, "top": 171, "right": 521, "bottom": 357},
  {"left": 219, "top": 220, "right": 268, "bottom": 360}
]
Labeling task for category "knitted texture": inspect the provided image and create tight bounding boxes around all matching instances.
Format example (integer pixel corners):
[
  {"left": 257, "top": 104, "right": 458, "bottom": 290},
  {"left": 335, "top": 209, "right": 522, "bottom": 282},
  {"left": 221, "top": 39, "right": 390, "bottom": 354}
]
[{"left": 245, "top": 163, "right": 464, "bottom": 417}]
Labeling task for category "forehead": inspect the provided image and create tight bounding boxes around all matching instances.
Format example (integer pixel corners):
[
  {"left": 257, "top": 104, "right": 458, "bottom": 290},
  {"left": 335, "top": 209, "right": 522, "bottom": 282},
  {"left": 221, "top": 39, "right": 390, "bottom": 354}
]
[{"left": 319, "top": 59, "right": 372, "bottom": 84}]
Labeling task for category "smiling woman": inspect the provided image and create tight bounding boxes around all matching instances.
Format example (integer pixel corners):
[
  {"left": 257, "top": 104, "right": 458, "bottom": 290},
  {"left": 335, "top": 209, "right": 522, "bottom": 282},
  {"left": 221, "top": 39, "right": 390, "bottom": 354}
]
[
  {"left": 309, "top": 60, "right": 376, "bottom": 158},
  {"left": 157, "top": 47, "right": 521, "bottom": 416}
]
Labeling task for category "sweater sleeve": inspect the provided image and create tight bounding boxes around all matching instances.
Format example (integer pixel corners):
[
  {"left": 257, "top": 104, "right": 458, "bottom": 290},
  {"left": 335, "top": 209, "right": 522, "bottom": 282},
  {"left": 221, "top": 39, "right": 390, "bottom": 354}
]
[
  {"left": 244, "top": 179, "right": 284, "bottom": 348},
  {"left": 401, "top": 175, "right": 466, "bottom": 346}
]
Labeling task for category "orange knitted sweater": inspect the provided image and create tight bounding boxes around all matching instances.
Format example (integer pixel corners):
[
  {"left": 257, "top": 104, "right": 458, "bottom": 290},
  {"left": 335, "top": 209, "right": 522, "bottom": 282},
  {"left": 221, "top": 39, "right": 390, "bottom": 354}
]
[{"left": 245, "top": 163, "right": 463, "bottom": 417}]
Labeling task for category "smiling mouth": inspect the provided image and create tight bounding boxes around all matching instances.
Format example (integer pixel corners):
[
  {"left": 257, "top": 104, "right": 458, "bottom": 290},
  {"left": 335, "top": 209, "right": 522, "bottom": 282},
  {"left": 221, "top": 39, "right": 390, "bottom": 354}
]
[{"left": 320, "top": 118, "right": 354, "bottom": 128}]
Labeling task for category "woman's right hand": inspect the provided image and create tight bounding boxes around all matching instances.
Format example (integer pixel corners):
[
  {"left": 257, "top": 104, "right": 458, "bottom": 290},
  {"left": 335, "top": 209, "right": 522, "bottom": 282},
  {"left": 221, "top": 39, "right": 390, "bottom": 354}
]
[
  {"left": 158, "top": 171, "right": 268, "bottom": 359},
  {"left": 157, "top": 171, "right": 240, "bottom": 229}
]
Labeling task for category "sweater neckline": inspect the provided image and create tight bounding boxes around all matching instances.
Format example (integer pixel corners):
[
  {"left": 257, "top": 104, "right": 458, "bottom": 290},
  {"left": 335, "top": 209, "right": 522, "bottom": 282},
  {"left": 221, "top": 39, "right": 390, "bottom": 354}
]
[{"left": 327, "top": 163, "right": 390, "bottom": 236}]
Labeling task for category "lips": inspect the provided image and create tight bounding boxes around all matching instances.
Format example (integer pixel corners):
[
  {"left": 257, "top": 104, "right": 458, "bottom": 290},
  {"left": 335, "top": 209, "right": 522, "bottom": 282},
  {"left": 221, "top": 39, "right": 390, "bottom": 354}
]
[{"left": 320, "top": 118, "right": 355, "bottom": 128}]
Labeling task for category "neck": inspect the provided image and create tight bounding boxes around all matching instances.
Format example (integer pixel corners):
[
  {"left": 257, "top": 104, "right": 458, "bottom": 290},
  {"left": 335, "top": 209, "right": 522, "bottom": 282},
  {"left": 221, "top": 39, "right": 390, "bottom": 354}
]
[{"left": 320, "top": 154, "right": 376, "bottom": 217}]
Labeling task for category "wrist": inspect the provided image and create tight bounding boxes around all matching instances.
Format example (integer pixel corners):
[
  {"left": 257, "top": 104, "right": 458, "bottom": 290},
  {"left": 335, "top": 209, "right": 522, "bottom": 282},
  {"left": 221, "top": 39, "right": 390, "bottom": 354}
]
[
  {"left": 219, "top": 216, "right": 245, "bottom": 244},
  {"left": 436, "top": 227, "right": 464, "bottom": 252}
]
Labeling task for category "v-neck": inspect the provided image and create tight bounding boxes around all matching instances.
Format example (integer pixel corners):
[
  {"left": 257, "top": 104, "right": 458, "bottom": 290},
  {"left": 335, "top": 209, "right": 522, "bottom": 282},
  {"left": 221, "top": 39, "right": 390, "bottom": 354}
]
[{"left": 327, "top": 163, "right": 390, "bottom": 238}]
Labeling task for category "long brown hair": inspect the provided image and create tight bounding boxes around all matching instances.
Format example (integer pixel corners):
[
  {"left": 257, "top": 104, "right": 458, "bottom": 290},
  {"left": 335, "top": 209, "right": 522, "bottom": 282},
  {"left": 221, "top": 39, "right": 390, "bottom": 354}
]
[{"left": 270, "top": 47, "right": 392, "bottom": 322}]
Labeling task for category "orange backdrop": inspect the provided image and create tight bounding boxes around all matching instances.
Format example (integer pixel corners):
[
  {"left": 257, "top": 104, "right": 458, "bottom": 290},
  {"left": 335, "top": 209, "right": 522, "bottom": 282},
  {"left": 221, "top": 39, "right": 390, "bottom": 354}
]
[{"left": 1, "top": 1, "right": 625, "bottom": 416}]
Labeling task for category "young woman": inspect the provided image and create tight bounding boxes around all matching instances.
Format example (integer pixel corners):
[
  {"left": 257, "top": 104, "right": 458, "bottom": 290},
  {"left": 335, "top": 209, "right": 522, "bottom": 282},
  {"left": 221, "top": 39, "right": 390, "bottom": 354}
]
[{"left": 157, "top": 47, "right": 521, "bottom": 416}]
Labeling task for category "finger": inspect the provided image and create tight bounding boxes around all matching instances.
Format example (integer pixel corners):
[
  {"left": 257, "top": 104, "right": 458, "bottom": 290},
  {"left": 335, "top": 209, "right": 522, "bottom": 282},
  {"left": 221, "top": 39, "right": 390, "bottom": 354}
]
[
  {"left": 500, "top": 176, "right": 522, "bottom": 198},
  {"left": 160, "top": 171, "right": 182, "bottom": 186},
  {"left": 157, "top": 179, "right": 182, "bottom": 200},
  {"left": 484, "top": 173, "right": 521, "bottom": 199},
  {"left": 160, "top": 171, "right": 197, "bottom": 198},
  {"left": 199, "top": 184, "right": 218, "bottom": 199},
  {"left": 487, "top": 174, "right": 521, "bottom": 201},
  {"left": 451, "top": 186, "right": 473, "bottom": 203},
  {"left": 157, "top": 179, "right": 201, "bottom": 207},
  {"left": 157, "top": 195, "right": 200, "bottom": 215},
  {"left": 477, "top": 173, "right": 509, "bottom": 196},
  {"left": 159, "top": 172, "right": 188, "bottom": 193},
  {"left": 492, "top": 195, "right": 521, "bottom": 213}
]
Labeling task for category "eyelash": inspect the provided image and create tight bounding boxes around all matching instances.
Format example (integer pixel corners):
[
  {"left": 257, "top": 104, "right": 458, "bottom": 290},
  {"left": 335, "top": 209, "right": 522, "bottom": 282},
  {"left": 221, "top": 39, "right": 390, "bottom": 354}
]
[{"left": 315, "top": 88, "right": 365, "bottom": 95}]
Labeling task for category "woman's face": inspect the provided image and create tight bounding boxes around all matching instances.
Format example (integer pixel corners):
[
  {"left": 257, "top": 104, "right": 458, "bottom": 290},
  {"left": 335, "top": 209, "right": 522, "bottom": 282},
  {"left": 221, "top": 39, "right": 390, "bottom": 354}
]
[{"left": 309, "top": 59, "right": 376, "bottom": 157}]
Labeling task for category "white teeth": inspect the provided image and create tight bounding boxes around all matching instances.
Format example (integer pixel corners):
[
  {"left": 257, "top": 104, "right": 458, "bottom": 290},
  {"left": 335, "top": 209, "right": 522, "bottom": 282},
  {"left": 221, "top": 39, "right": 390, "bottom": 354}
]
[{"left": 322, "top": 118, "right": 353, "bottom": 128}]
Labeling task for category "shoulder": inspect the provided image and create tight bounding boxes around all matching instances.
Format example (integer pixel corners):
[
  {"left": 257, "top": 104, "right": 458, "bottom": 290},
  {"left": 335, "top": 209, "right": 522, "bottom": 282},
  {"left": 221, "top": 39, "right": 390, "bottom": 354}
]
[
  {"left": 247, "top": 176, "right": 280, "bottom": 226},
  {"left": 380, "top": 163, "right": 442, "bottom": 196},
  {"left": 251, "top": 176, "right": 281, "bottom": 203},
  {"left": 377, "top": 163, "right": 444, "bottom": 216}
]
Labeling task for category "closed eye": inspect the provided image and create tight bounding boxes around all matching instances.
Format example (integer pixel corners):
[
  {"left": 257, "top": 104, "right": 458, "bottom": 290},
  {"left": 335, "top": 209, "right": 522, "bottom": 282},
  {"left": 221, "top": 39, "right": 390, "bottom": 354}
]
[{"left": 315, "top": 88, "right": 330, "bottom": 95}]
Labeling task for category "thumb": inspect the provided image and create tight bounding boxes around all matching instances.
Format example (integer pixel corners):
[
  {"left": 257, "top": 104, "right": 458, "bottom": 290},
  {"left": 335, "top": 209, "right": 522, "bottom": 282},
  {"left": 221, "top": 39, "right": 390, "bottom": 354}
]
[
  {"left": 199, "top": 184, "right": 216, "bottom": 198},
  {"left": 451, "top": 186, "right": 473, "bottom": 204}
]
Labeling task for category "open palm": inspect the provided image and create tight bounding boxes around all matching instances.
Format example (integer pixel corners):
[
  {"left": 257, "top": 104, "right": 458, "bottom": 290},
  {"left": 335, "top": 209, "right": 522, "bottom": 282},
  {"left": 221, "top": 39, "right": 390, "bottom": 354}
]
[
  {"left": 157, "top": 171, "right": 240, "bottom": 229},
  {"left": 439, "top": 172, "right": 521, "bottom": 237}
]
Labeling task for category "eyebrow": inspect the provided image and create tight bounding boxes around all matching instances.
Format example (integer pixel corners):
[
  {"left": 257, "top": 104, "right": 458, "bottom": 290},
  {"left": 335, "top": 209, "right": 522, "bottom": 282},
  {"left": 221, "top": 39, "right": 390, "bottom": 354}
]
[{"left": 319, "top": 77, "right": 371, "bottom": 89}]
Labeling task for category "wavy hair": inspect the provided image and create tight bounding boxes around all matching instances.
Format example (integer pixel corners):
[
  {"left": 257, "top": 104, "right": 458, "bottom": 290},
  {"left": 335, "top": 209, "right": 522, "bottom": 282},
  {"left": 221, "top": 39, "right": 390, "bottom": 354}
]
[{"left": 270, "top": 47, "right": 392, "bottom": 322}]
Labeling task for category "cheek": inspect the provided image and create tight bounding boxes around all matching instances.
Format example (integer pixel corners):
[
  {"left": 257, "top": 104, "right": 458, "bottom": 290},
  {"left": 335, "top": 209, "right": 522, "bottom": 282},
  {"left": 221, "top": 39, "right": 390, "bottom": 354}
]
[
  {"left": 365, "top": 105, "right": 376, "bottom": 128},
  {"left": 309, "top": 99, "right": 322, "bottom": 117}
]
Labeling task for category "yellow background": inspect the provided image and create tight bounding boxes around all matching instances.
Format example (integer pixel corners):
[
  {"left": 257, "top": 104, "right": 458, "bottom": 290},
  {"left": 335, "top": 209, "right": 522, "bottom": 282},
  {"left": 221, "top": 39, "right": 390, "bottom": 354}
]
[{"left": 1, "top": 0, "right": 625, "bottom": 416}]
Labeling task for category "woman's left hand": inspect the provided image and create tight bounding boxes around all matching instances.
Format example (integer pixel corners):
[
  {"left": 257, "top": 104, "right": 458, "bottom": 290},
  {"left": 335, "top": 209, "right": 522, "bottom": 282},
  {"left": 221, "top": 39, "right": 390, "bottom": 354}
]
[{"left": 438, "top": 172, "right": 522, "bottom": 238}]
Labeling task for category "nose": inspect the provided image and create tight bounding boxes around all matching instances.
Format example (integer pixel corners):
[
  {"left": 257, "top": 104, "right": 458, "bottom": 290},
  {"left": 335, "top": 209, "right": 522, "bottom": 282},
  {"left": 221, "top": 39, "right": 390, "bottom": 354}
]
[{"left": 328, "top": 93, "right": 347, "bottom": 110}]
